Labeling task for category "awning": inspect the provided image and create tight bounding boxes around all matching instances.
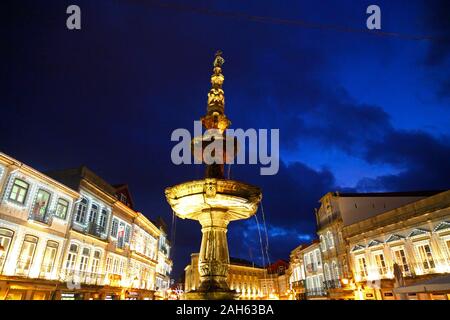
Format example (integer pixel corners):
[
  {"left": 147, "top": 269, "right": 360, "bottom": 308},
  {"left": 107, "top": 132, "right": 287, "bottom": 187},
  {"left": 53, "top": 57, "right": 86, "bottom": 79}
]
[{"left": 393, "top": 275, "right": 450, "bottom": 294}]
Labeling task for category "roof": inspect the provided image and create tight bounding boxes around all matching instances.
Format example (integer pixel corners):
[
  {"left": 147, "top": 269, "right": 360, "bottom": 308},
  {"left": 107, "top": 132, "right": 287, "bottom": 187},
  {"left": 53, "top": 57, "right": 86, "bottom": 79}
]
[
  {"left": 343, "top": 190, "right": 450, "bottom": 237},
  {"left": 230, "top": 257, "right": 261, "bottom": 268},
  {"left": 332, "top": 190, "right": 443, "bottom": 198},
  {"left": 46, "top": 166, "right": 117, "bottom": 196}
]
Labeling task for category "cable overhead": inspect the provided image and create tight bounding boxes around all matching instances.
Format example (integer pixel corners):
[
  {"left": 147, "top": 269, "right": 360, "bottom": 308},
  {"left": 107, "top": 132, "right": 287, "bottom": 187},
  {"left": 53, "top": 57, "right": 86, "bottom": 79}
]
[{"left": 143, "top": 0, "right": 440, "bottom": 41}]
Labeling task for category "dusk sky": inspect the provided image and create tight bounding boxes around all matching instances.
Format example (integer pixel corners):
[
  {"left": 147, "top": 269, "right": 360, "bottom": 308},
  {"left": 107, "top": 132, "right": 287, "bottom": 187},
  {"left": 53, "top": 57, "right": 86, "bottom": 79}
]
[{"left": 3, "top": 0, "right": 450, "bottom": 279}]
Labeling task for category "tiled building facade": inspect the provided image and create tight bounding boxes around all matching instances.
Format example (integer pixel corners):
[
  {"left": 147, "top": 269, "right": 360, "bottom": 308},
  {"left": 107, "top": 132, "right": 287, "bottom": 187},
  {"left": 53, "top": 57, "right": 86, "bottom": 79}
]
[{"left": 0, "top": 152, "right": 172, "bottom": 300}]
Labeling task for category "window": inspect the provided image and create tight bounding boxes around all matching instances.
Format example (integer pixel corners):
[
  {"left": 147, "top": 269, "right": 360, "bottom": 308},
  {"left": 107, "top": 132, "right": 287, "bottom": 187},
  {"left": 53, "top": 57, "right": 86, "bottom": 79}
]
[
  {"left": 16, "top": 235, "right": 38, "bottom": 275},
  {"left": 416, "top": 243, "right": 435, "bottom": 270},
  {"left": 32, "top": 189, "right": 51, "bottom": 217},
  {"left": 315, "top": 250, "right": 322, "bottom": 267},
  {"left": 392, "top": 248, "right": 409, "bottom": 274},
  {"left": 125, "top": 225, "right": 131, "bottom": 243},
  {"left": 113, "top": 259, "right": 119, "bottom": 274},
  {"left": 119, "top": 260, "right": 125, "bottom": 275},
  {"left": 356, "top": 256, "right": 367, "bottom": 277},
  {"left": 65, "top": 243, "right": 78, "bottom": 270},
  {"left": 75, "top": 198, "right": 88, "bottom": 223},
  {"left": 111, "top": 218, "right": 119, "bottom": 237},
  {"left": 324, "top": 263, "right": 331, "bottom": 281},
  {"left": 105, "top": 256, "right": 112, "bottom": 273},
  {"left": 55, "top": 198, "right": 69, "bottom": 219},
  {"left": 79, "top": 248, "right": 90, "bottom": 272},
  {"left": 91, "top": 251, "right": 101, "bottom": 273},
  {"left": 9, "top": 178, "right": 29, "bottom": 204},
  {"left": 88, "top": 204, "right": 98, "bottom": 224},
  {"left": 327, "top": 231, "right": 335, "bottom": 248},
  {"left": 320, "top": 235, "right": 327, "bottom": 252},
  {"left": 332, "top": 261, "right": 339, "bottom": 279},
  {"left": 40, "top": 241, "right": 59, "bottom": 275},
  {"left": 444, "top": 239, "right": 450, "bottom": 260},
  {"left": 99, "top": 209, "right": 108, "bottom": 232},
  {"left": 373, "top": 252, "right": 387, "bottom": 275},
  {"left": 0, "top": 229, "right": 14, "bottom": 272}
]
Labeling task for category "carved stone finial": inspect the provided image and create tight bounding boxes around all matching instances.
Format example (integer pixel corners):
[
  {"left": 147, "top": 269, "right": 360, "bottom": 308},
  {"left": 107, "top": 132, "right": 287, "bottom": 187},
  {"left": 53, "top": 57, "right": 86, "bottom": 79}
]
[{"left": 213, "top": 50, "right": 225, "bottom": 68}]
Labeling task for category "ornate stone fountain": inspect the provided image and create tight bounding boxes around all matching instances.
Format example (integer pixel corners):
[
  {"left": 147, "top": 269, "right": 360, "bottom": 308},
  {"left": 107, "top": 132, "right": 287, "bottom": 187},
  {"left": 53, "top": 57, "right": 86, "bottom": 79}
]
[{"left": 165, "top": 51, "right": 262, "bottom": 300}]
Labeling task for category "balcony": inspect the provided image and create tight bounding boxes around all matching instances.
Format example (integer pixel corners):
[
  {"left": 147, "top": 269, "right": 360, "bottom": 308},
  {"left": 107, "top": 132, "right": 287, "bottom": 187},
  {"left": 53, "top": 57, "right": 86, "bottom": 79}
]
[
  {"left": 291, "top": 280, "right": 305, "bottom": 289},
  {"left": 29, "top": 212, "right": 52, "bottom": 225},
  {"left": 408, "top": 259, "right": 449, "bottom": 275},
  {"left": 0, "top": 257, "right": 6, "bottom": 274},
  {"left": 117, "top": 237, "right": 125, "bottom": 249},
  {"left": 305, "top": 263, "right": 318, "bottom": 273},
  {"left": 72, "top": 222, "right": 107, "bottom": 240},
  {"left": 306, "top": 288, "right": 327, "bottom": 298},
  {"left": 15, "top": 259, "right": 32, "bottom": 277},
  {"left": 323, "top": 279, "right": 341, "bottom": 290},
  {"left": 86, "top": 222, "right": 107, "bottom": 239},
  {"left": 60, "top": 269, "right": 105, "bottom": 286},
  {"left": 39, "top": 264, "right": 56, "bottom": 279}
]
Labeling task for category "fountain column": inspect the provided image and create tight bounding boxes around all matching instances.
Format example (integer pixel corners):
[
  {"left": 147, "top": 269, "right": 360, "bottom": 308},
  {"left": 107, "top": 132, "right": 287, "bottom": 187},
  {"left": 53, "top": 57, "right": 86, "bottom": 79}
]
[
  {"left": 165, "top": 51, "right": 262, "bottom": 300},
  {"left": 197, "top": 208, "right": 231, "bottom": 291}
]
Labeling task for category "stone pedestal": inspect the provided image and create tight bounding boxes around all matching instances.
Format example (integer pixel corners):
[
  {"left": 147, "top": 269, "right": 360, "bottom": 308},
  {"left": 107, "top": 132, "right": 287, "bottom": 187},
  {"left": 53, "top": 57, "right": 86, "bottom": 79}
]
[{"left": 166, "top": 179, "right": 261, "bottom": 300}]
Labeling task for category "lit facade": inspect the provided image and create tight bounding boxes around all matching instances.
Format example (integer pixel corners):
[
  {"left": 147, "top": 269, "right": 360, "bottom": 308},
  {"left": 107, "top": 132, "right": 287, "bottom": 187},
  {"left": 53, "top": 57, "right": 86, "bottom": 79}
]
[
  {"left": 0, "top": 152, "right": 172, "bottom": 300},
  {"left": 288, "top": 190, "right": 450, "bottom": 300},
  {"left": 343, "top": 190, "right": 450, "bottom": 300},
  {"left": 184, "top": 253, "right": 290, "bottom": 300},
  {"left": 288, "top": 244, "right": 306, "bottom": 299}
]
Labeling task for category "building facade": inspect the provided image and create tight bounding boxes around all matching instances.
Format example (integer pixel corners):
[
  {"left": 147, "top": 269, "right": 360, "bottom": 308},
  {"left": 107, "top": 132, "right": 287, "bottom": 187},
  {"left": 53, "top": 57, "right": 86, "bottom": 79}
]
[
  {"left": 288, "top": 190, "right": 450, "bottom": 300},
  {"left": 0, "top": 152, "right": 172, "bottom": 300},
  {"left": 184, "top": 253, "right": 289, "bottom": 299},
  {"left": 343, "top": 190, "right": 450, "bottom": 300}
]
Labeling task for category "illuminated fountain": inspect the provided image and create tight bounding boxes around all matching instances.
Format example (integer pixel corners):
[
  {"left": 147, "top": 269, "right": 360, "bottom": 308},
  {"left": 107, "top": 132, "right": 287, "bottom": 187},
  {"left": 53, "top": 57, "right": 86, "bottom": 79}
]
[{"left": 165, "top": 51, "right": 262, "bottom": 300}]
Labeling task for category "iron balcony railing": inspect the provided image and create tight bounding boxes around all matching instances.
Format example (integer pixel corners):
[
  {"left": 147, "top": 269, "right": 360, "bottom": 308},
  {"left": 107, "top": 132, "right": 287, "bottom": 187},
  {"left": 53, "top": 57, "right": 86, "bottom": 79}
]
[
  {"left": 60, "top": 269, "right": 106, "bottom": 286},
  {"left": 305, "top": 263, "right": 318, "bottom": 273},
  {"left": 306, "top": 288, "right": 327, "bottom": 297},
  {"left": 39, "top": 264, "right": 56, "bottom": 279},
  {"left": 323, "top": 279, "right": 341, "bottom": 290},
  {"left": 15, "top": 259, "right": 33, "bottom": 276},
  {"left": 291, "top": 280, "right": 306, "bottom": 289},
  {"left": 117, "top": 237, "right": 125, "bottom": 249},
  {"left": 72, "top": 222, "right": 108, "bottom": 240},
  {"left": 356, "top": 259, "right": 450, "bottom": 282},
  {"left": 0, "top": 257, "right": 6, "bottom": 274},
  {"left": 86, "top": 222, "right": 107, "bottom": 239},
  {"left": 29, "top": 212, "right": 52, "bottom": 225}
]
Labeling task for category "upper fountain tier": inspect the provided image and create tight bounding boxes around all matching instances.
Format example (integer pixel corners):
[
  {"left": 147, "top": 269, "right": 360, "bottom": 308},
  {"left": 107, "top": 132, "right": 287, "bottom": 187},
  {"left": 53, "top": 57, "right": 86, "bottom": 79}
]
[
  {"left": 165, "top": 51, "right": 262, "bottom": 221},
  {"left": 165, "top": 178, "right": 262, "bottom": 221}
]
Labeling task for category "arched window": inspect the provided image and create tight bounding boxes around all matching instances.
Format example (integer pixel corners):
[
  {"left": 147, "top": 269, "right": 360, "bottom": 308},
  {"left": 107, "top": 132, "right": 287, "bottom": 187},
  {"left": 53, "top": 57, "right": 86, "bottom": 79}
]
[
  {"left": 99, "top": 209, "right": 108, "bottom": 232},
  {"left": 16, "top": 235, "right": 38, "bottom": 275},
  {"left": 0, "top": 228, "right": 14, "bottom": 272},
  {"left": 332, "top": 261, "right": 339, "bottom": 280},
  {"left": 324, "top": 263, "right": 331, "bottom": 281},
  {"left": 88, "top": 204, "right": 98, "bottom": 224},
  {"left": 79, "top": 247, "right": 90, "bottom": 272},
  {"left": 327, "top": 231, "right": 335, "bottom": 249},
  {"left": 91, "top": 250, "right": 101, "bottom": 273},
  {"left": 75, "top": 198, "right": 88, "bottom": 223},
  {"left": 320, "top": 235, "right": 327, "bottom": 252},
  {"left": 65, "top": 243, "right": 78, "bottom": 270}
]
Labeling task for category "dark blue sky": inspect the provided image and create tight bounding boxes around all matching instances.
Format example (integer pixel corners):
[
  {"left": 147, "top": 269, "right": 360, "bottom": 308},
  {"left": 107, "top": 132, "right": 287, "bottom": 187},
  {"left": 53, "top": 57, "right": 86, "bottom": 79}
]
[{"left": 3, "top": 0, "right": 450, "bottom": 279}]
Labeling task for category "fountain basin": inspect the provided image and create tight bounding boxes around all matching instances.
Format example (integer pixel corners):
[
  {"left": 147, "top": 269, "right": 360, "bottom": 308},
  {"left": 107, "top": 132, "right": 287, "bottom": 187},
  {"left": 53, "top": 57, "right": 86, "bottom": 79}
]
[{"left": 165, "top": 178, "right": 262, "bottom": 221}]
